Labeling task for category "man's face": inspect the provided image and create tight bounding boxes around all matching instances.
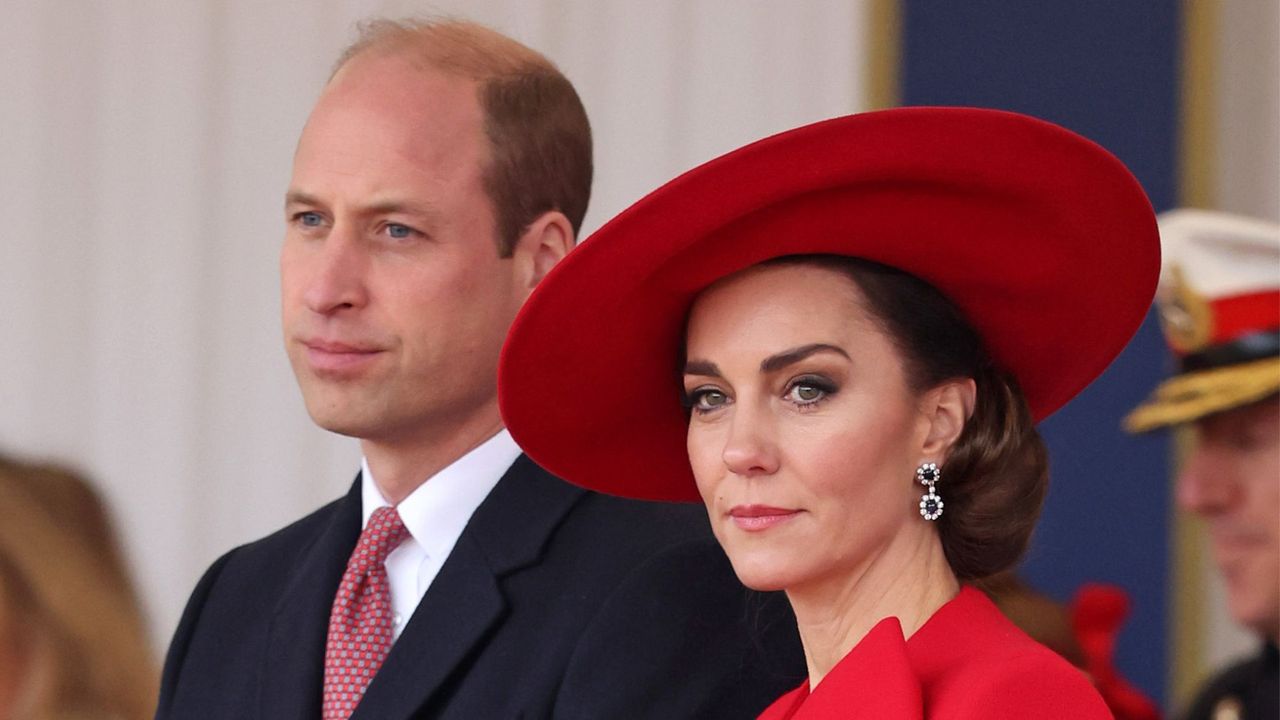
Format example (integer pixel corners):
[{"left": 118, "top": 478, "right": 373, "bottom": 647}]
[
  {"left": 281, "top": 53, "right": 524, "bottom": 448},
  {"left": 1177, "top": 397, "right": 1280, "bottom": 642}
]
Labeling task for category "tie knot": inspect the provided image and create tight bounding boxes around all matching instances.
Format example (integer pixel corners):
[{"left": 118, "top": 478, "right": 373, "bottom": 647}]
[{"left": 351, "top": 506, "right": 409, "bottom": 572}]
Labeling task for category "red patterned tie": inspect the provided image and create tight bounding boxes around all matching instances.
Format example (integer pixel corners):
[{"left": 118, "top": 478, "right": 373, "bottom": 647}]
[{"left": 322, "top": 506, "right": 410, "bottom": 719}]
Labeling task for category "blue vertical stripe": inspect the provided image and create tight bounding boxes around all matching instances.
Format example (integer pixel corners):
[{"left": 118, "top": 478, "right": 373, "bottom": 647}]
[{"left": 901, "top": 0, "right": 1180, "bottom": 706}]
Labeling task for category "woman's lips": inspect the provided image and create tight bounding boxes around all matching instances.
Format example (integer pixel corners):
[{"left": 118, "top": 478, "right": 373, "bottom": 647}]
[{"left": 728, "top": 505, "right": 800, "bottom": 532}]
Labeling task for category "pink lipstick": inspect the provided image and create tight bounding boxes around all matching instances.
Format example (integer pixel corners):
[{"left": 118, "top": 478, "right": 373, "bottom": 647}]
[{"left": 728, "top": 505, "right": 799, "bottom": 532}]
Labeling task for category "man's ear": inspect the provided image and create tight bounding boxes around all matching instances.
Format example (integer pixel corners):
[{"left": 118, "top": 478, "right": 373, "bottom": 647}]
[
  {"left": 511, "top": 210, "right": 574, "bottom": 296},
  {"left": 920, "top": 378, "right": 977, "bottom": 459}
]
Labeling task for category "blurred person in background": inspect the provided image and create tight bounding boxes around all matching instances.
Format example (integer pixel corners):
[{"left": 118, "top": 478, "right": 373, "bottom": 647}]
[
  {"left": 0, "top": 454, "right": 157, "bottom": 720},
  {"left": 1126, "top": 209, "right": 1279, "bottom": 720}
]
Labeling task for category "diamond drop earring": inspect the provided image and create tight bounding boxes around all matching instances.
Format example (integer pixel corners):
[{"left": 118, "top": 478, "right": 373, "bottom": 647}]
[{"left": 916, "top": 462, "right": 943, "bottom": 521}]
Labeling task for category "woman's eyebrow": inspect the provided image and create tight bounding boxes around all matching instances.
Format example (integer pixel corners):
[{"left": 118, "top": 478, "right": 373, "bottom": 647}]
[
  {"left": 760, "top": 344, "right": 850, "bottom": 372},
  {"left": 682, "top": 360, "right": 722, "bottom": 378}
]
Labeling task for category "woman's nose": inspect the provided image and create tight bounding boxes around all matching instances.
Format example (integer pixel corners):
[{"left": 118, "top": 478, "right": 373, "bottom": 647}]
[{"left": 721, "top": 408, "right": 780, "bottom": 478}]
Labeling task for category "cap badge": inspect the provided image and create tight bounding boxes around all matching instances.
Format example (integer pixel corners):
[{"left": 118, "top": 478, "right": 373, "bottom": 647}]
[{"left": 1160, "top": 265, "right": 1213, "bottom": 354}]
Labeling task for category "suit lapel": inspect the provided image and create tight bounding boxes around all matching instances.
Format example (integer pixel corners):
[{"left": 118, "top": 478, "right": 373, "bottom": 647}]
[
  {"left": 260, "top": 477, "right": 362, "bottom": 720},
  {"left": 353, "top": 455, "right": 584, "bottom": 720},
  {"left": 352, "top": 533, "right": 504, "bottom": 720}
]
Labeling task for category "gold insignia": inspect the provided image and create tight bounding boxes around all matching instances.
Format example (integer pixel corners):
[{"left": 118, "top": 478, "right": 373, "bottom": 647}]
[
  {"left": 1123, "top": 357, "right": 1280, "bottom": 432},
  {"left": 1160, "top": 265, "right": 1213, "bottom": 354}
]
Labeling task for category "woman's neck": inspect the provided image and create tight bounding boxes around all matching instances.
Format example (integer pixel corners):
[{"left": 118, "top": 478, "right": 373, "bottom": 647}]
[{"left": 786, "top": 527, "right": 959, "bottom": 689}]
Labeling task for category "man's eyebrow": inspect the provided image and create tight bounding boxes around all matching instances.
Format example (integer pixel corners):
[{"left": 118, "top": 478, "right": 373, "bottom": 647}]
[
  {"left": 363, "top": 199, "right": 444, "bottom": 222},
  {"left": 682, "top": 360, "right": 722, "bottom": 378},
  {"left": 284, "top": 190, "right": 322, "bottom": 208},
  {"left": 760, "top": 344, "right": 850, "bottom": 373}
]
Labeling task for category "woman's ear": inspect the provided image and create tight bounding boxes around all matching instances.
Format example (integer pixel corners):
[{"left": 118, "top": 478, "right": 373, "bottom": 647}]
[{"left": 921, "top": 378, "right": 976, "bottom": 458}]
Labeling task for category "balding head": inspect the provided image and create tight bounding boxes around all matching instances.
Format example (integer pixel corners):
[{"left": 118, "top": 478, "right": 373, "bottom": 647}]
[{"left": 331, "top": 19, "right": 592, "bottom": 255}]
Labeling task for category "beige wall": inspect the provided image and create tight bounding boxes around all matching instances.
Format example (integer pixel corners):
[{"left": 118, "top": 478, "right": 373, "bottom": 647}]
[{"left": 1214, "top": 0, "right": 1279, "bottom": 223}]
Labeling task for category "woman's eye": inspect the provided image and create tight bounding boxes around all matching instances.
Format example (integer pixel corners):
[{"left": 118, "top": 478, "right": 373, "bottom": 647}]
[
  {"left": 785, "top": 378, "right": 834, "bottom": 406},
  {"left": 787, "top": 385, "right": 822, "bottom": 402},
  {"left": 688, "top": 388, "right": 729, "bottom": 413}
]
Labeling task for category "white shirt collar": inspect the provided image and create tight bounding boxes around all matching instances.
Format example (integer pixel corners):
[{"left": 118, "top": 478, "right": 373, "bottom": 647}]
[{"left": 360, "top": 429, "right": 522, "bottom": 560}]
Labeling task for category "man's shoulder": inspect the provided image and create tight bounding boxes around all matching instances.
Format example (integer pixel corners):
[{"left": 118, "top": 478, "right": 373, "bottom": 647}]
[
  {"left": 156, "top": 490, "right": 358, "bottom": 718},
  {"left": 547, "top": 490, "right": 805, "bottom": 719},
  {"left": 474, "top": 455, "right": 714, "bottom": 571},
  {"left": 161, "top": 490, "right": 356, "bottom": 658},
  {"left": 186, "top": 490, "right": 355, "bottom": 605},
  {"left": 476, "top": 463, "right": 741, "bottom": 620},
  {"left": 1182, "top": 645, "right": 1279, "bottom": 720},
  {"left": 570, "top": 489, "right": 710, "bottom": 542},
  {"left": 549, "top": 483, "right": 723, "bottom": 572},
  {"left": 221, "top": 494, "right": 349, "bottom": 565}
]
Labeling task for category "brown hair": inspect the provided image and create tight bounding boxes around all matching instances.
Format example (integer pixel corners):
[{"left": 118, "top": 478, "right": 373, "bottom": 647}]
[
  {"left": 333, "top": 18, "right": 593, "bottom": 257},
  {"left": 767, "top": 255, "right": 1049, "bottom": 581},
  {"left": 0, "top": 455, "right": 157, "bottom": 719}
]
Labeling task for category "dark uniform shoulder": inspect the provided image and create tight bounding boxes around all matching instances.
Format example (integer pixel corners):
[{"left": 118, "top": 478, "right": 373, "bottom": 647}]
[{"left": 1182, "top": 644, "right": 1279, "bottom": 720}]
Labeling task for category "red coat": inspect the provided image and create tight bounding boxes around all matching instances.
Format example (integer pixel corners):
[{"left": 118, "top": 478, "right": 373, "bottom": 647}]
[{"left": 758, "top": 587, "right": 1113, "bottom": 719}]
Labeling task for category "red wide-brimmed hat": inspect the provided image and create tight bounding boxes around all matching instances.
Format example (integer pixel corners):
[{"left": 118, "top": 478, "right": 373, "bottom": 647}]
[{"left": 499, "top": 107, "right": 1159, "bottom": 502}]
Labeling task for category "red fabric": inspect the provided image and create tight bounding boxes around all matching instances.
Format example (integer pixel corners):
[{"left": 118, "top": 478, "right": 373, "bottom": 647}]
[
  {"left": 759, "top": 618, "right": 922, "bottom": 720},
  {"left": 1071, "top": 584, "right": 1161, "bottom": 720},
  {"left": 757, "top": 587, "right": 1113, "bottom": 719},
  {"left": 1202, "top": 290, "right": 1280, "bottom": 348},
  {"left": 322, "top": 506, "right": 410, "bottom": 720},
  {"left": 499, "top": 107, "right": 1159, "bottom": 502}
]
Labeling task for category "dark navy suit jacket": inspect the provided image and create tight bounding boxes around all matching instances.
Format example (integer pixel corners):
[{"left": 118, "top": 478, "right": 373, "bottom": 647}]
[{"left": 156, "top": 455, "right": 804, "bottom": 719}]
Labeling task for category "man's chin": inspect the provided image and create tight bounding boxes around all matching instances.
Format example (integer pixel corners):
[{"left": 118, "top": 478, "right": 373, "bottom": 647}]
[
  {"left": 1224, "top": 583, "right": 1280, "bottom": 640},
  {"left": 302, "top": 400, "right": 381, "bottom": 440},
  {"left": 1235, "top": 612, "right": 1280, "bottom": 644}
]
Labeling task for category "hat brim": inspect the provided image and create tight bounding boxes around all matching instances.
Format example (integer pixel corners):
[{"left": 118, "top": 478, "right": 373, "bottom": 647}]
[
  {"left": 1124, "top": 357, "right": 1280, "bottom": 432},
  {"left": 499, "top": 107, "right": 1159, "bottom": 501}
]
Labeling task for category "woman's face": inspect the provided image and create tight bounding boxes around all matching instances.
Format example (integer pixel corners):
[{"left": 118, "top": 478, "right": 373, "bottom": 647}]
[{"left": 683, "top": 263, "right": 939, "bottom": 593}]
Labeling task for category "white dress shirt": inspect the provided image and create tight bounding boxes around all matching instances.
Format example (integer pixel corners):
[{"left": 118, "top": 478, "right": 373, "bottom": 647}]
[{"left": 360, "top": 429, "right": 522, "bottom": 641}]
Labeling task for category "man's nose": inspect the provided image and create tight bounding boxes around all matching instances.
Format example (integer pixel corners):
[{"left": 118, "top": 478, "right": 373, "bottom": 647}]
[
  {"left": 721, "top": 405, "right": 780, "bottom": 478},
  {"left": 304, "top": 225, "right": 368, "bottom": 315}
]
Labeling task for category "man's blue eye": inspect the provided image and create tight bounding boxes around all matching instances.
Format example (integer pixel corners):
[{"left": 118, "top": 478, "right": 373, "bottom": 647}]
[
  {"left": 387, "top": 223, "right": 414, "bottom": 239},
  {"left": 298, "top": 212, "right": 322, "bottom": 226}
]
